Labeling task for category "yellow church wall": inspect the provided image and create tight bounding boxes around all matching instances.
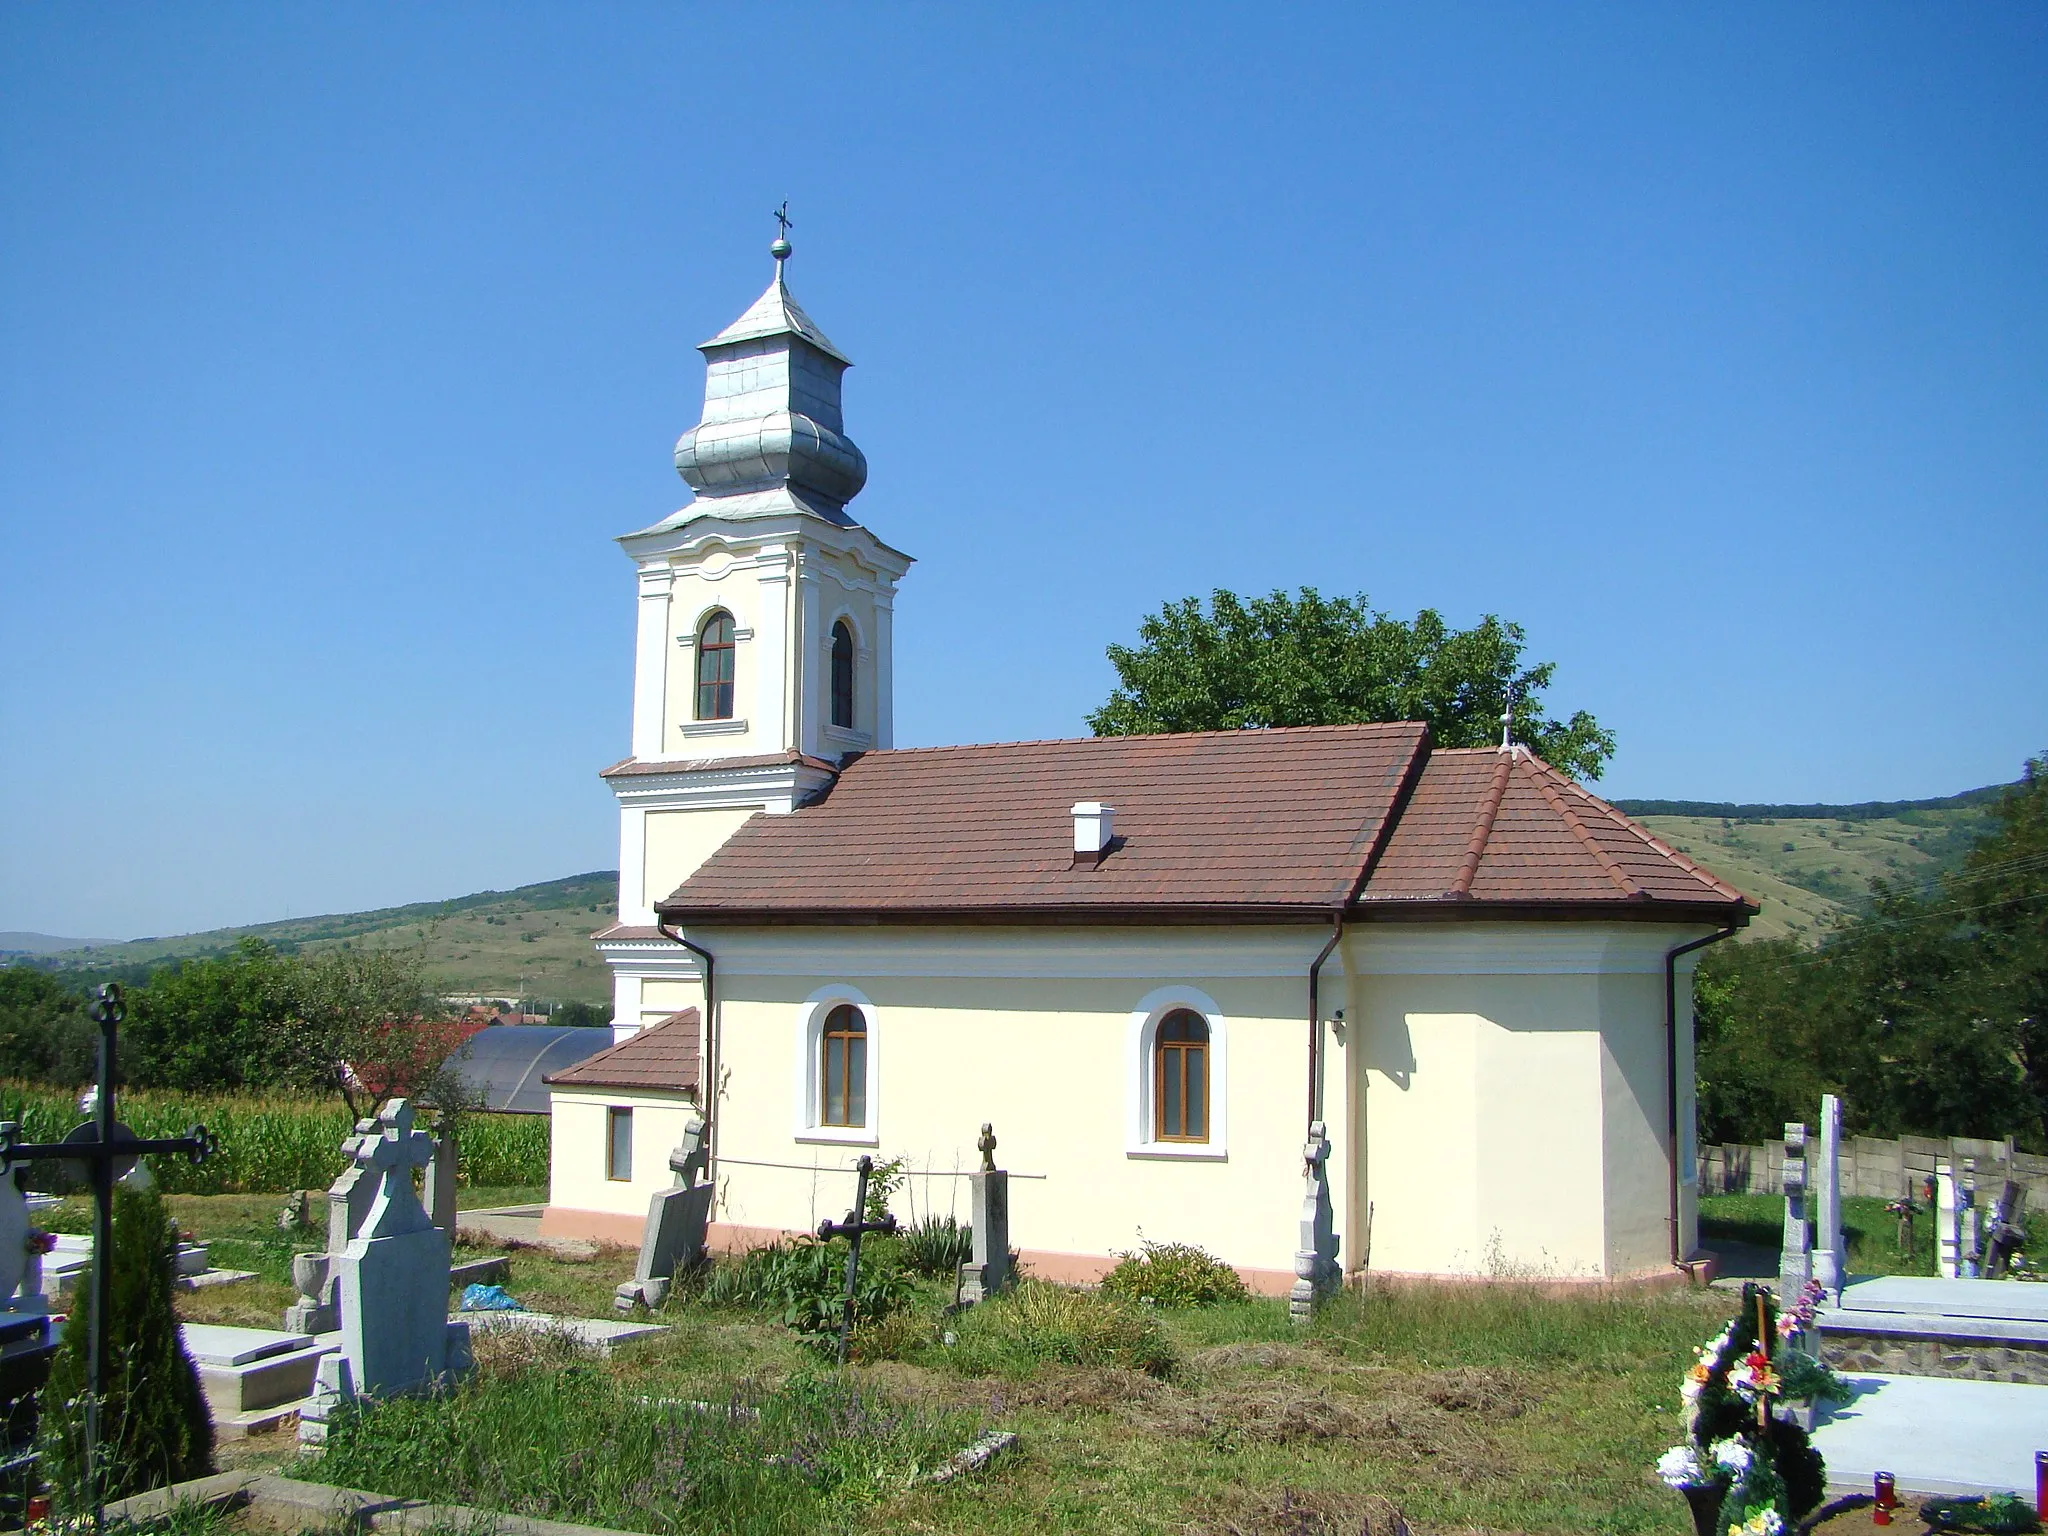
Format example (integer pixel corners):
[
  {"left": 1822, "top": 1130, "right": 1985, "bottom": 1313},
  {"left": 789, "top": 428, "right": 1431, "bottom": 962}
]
[
  {"left": 642, "top": 807, "right": 759, "bottom": 913},
  {"left": 1350, "top": 963, "right": 1675, "bottom": 1280},
  {"left": 692, "top": 928, "right": 1338, "bottom": 1285},
  {"left": 544, "top": 1085, "right": 704, "bottom": 1229}
]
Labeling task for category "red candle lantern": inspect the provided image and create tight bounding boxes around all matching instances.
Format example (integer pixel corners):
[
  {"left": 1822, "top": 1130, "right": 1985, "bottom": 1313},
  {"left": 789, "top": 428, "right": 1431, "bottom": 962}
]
[
  {"left": 1873, "top": 1471, "right": 1897, "bottom": 1525},
  {"left": 2035, "top": 1452, "right": 2046, "bottom": 1520}
]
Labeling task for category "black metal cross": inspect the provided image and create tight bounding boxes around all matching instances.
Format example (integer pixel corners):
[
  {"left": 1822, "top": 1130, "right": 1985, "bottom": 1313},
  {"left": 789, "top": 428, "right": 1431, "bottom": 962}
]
[
  {"left": 816, "top": 1154, "right": 896, "bottom": 1365},
  {"left": 772, "top": 200, "right": 793, "bottom": 240},
  {"left": 0, "top": 983, "right": 215, "bottom": 1532}
]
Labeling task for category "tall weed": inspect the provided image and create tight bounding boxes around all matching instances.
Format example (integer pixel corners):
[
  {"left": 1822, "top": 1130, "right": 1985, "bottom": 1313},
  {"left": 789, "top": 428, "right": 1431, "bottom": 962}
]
[{"left": 937, "top": 1280, "right": 1176, "bottom": 1377}]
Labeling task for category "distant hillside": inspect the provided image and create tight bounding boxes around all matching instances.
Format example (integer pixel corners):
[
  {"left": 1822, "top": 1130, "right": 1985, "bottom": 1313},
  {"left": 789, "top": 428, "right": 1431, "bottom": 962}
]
[
  {"left": 1612, "top": 784, "right": 2011, "bottom": 942},
  {"left": 29, "top": 872, "right": 619, "bottom": 1005},
  {"left": 0, "top": 932, "right": 114, "bottom": 957},
  {"left": 12, "top": 777, "right": 2022, "bottom": 991}
]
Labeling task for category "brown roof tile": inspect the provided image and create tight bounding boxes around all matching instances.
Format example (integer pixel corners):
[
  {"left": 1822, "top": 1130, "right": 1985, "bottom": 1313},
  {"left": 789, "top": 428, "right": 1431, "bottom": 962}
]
[
  {"left": 653, "top": 729, "right": 1756, "bottom": 925},
  {"left": 543, "top": 1009, "right": 700, "bottom": 1093},
  {"left": 1359, "top": 748, "right": 1752, "bottom": 914},
  {"left": 661, "top": 724, "right": 1428, "bottom": 919}
]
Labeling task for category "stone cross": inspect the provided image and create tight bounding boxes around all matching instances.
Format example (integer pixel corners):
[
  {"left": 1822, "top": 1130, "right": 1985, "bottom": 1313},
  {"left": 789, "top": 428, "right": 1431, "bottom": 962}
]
[
  {"left": 1290, "top": 1120, "right": 1340, "bottom": 1324},
  {"left": 1811, "top": 1095, "right": 1844, "bottom": 1298},
  {"left": 302, "top": 1099, "right": 467, "bottom": 1443},
  {"left": 1778, "top": 1122, "right": 1812, "bottom": 1298},
  {"left": 957, "top": 1123, "right": 1012, "bottom": 1306},
  {"left": 614, "top": 1114, "right": 714, "bottom": 1313}
]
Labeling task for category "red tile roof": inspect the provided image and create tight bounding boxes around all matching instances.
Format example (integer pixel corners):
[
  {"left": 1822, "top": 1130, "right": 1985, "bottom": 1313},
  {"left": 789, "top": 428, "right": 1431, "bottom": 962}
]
[
  {"left": 543, "top": 1009, "right": 700, "bottom": 1093},
  {"left": 655, "top": 726, "right": 1755, "bottom": 925}
]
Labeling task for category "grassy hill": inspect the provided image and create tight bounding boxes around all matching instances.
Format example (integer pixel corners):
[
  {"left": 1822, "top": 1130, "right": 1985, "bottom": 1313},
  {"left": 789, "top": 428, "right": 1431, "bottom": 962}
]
[
  {"left": 31, "top": 872, "right": 620, "bottom": 1005},
  {"left": 1612, "top": 786, "right": 2006, "bottom": 942},
  {"left": 16, "top": 779, "right": 2019, "bottom": 993}
]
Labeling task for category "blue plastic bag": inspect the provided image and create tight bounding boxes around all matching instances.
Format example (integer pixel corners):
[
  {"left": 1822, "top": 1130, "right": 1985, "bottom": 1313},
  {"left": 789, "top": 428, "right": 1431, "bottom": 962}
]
[{"left": 460, "top": 1282, "right": 523, "bottom": 1312}]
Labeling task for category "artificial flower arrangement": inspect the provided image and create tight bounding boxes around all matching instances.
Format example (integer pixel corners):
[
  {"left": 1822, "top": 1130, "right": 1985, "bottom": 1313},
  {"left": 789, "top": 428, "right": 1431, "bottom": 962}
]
[
  {"left": 1655, "top": 1282, "right": 1831, "bottom": 1536},
  {"left": 24, "top": 1230, "right": 57, "bottom": 1257}
]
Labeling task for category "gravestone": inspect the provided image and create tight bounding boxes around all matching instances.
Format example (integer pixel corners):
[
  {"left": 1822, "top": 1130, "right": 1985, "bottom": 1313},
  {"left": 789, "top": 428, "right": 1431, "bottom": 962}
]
[
  {"left": 1290, "top": 1120, "right": 1340, "bottom": 1324},
  {"left": 614, "top": 1114, "right": 714, "bottom": 1312},
  {"left": 1959, "top": 1158, "right": 1981, "bottom": 1276},
  {"left": 422, "top": 1123, "right": 458, "bottom": 1235},
  {"left": 1935, "top": 1163, "right": 1961, "bottom": 1279},
  {"left": 1985, "top": 1179, "right": 2028, "bottom": 1278},
  {"left": 300, "top": 1100, "right": 469, "bottom": 1443},
  {"left": 1812, "top": 1095, "right": 1844, "bottom": 1298},
  {"left": 283, "top": 1116, "right": 380, "bottom": 1335},
  {"left": 956, "top": 1124, "right": 1011, "bottom": 1306},
  {"left": 1779, "top": 1121, "right": 1812, "bottom": 1298}
]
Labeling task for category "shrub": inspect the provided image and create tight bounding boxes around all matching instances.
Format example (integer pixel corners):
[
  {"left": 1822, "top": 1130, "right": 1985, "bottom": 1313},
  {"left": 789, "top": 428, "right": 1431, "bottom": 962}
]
[
  {"left": 896, "top": 1214, "right": 972, "bottom": 1280},
  {"left": 1099, "top": 1239, "right": 1249, "bottom": 1308},
  {"left": 941, "top": 1279, "right": 1176, "bottom": 1377},
  {"left": 42, "top": 1186, "right": 215, "bottom": 1505},
  {"left": 686, "top": 1240, "right": 913, "bottom": 1348}
]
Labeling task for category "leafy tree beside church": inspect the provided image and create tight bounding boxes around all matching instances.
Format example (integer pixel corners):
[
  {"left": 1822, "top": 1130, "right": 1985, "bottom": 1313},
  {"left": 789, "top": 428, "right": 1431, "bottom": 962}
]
[{"left": 1088, "top": 588, "right": 1617, "bottom": 782}]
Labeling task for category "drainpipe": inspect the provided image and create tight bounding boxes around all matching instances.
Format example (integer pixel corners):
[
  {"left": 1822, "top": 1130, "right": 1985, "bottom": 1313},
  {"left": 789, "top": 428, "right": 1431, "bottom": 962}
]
[
  {"left": 658, "top": 918, "right": 717, "bottom": 1190},
  {"left": 1307, "top": 913, "right": 1344, "bottom": 1128},
  {"left": 1664, "top": 925, "right": 1737, "bottom": 1266}
]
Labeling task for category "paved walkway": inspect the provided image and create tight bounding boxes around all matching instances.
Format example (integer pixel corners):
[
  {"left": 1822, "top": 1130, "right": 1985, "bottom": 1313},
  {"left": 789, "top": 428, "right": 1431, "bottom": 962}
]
[{"left": 1812, "top": 1373, "right": 2048, "bottom": 1497}]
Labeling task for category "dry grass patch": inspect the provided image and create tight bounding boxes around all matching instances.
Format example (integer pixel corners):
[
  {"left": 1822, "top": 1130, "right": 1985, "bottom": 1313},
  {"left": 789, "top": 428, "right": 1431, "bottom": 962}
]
[{"left": 1191, "top": 1484, "right": 1439, "bottom": 1536}]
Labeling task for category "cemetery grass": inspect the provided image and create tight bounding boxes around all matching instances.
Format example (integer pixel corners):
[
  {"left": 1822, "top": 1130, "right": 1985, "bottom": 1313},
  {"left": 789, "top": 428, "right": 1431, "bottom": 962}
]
[
  {"left": 1696, "top": 1192, "right": 2045, "bottom": 1276},
  {"left": 248, "top": 1220, "right": 1733, "bottom": 1536}
]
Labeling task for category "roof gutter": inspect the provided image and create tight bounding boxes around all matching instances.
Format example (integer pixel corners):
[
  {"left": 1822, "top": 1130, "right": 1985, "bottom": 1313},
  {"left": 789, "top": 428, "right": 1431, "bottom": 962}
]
[
  {"left": 1664, "top": 924, "right": 1738, "bottom": 1268},
  {"left": 658, "top": 918, "right": 718, "bottom": 1197},
  {"left": 1306, "top": 913, "right": 1343, "bottom": 1130}
]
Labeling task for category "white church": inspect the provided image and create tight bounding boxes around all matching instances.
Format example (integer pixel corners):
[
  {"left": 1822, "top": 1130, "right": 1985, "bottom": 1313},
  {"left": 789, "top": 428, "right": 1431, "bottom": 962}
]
[{"left": 539, "top": 231, "right": 1755, "bottom": 1287}]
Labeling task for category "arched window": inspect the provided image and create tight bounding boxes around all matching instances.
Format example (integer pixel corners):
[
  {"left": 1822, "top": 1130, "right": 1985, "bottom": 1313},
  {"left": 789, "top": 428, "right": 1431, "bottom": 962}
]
[
  {"left": 829, "top": 619, "right": 855, "bottom": 729},
  {"left": 695, "top": 611, "right": 736, "bottom": 720},
  {"left": 819, "top": 1004, "right": 867, "bottom": 1127},
  {"left": 1153, "top": 1009, "right": 1210, "bottom": 1143}
]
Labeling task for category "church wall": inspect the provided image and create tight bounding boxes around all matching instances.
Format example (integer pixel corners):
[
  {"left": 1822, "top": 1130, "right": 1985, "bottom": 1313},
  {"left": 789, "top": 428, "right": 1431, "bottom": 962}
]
[
  {"left": 643, "top": 807, "right": 759, "bottom": 912},
  {"left": 660, "top": 561, "right": 779, "bottom": 759},
  {"left": 695, "top": 927, "right": 1332, "bottom": 1285},
  {"left": 1350, "top": 961, "right": 1678, "bottom": 1281},
  {"left": 546, "top": 1085, "right": 703, "bottom": 1229}
]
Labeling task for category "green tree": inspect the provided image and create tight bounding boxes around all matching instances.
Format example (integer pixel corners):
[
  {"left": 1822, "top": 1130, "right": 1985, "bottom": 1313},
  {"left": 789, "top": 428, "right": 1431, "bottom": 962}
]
[
  {"left": 1088, "top": 588, "right": 1617, "bottom": 781},
  {"left": 42, "top": 1186, "right": 215, "bottom": 1505},
  {"left": 0, "top": 967, "right": 96, "bottom": 1083},
  {"left": 125, "top": 939, "right": 293, "bottom": 1091},
  {"left": 1694, "top": 751, "right": 2048, "bottom": 1151},
  {"left": 274, "top": 945, "right": 472, "bottom": 1121}
]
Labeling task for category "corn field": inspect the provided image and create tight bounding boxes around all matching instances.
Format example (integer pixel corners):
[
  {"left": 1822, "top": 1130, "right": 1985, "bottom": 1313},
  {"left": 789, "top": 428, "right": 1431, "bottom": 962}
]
[{"left": 0, "top": 1084, "right": 548, "bottom": 1194}]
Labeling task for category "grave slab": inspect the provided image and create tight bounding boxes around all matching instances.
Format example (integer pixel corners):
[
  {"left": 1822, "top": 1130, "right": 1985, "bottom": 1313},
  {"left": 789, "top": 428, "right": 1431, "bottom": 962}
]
[
  {"left": 462, "top": 1312, "right": 666, "bottom": 1353},
  {"left": 180, "top": 1324, "right": 317, "bottom": 1368},
  {"left": 1828, "top": 1275, "right": 2048, "bottom": 1325},
  {"left": 1810, "top": 1373, "right": 2048, "bottom": 1498}
]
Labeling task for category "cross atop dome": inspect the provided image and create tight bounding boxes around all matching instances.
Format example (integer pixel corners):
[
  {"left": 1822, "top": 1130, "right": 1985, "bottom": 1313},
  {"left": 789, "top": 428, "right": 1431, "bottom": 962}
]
[{"left": 673, "top": 212, "right": 866, "bottom": 522}]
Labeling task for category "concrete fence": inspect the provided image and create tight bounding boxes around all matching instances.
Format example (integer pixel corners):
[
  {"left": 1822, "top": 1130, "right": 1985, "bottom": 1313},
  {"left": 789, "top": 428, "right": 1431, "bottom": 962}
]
[{"left": 1698, "top": 1132, "right": 2048, "bottom": 1214}]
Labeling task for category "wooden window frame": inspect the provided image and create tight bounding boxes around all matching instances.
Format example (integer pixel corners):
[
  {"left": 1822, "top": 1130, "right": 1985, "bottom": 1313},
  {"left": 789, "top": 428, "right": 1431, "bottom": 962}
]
[
  {"left": 829, "top": 619, "right": 855, "bottom": 730},
  {"left": 695, "top": 611, "right": 736, "bottom": 721},
  {"left": 606, "top": 1106, "right": 633, "bottom": 1181},
  {"left": 1152, "top": 1009, "right": 1210, "bottom": 1143},
  {"left": 819, "top": 1003, "right": 867, "bottom": 1128}
]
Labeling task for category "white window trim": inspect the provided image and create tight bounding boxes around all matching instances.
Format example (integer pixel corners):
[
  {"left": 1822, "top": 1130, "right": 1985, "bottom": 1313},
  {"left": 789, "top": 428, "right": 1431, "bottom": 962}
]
[
  {"left": 1126, "top": 984, "right": 1228, "bottom": 1161},
  {"left": 793, "top": 984, "right": 880, "bottom": 1146},
  {"left": 678, "top": 717, "right": 749, "bottom": 738}
]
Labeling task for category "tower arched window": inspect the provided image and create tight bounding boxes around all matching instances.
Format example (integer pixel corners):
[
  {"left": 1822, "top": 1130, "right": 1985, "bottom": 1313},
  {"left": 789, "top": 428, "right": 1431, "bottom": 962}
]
[
  {"left": 1153, "top": 1009, "right": 1210, "bottom": 1143},
  {"left": 820, "top": 1004, "right": 867, "bottom": 1127},
  {"left": 830, "top": 619, "right": 855, "bottom": 729},
  {"left": 695, "top": 611, "right": 736, "bottom": 720}
]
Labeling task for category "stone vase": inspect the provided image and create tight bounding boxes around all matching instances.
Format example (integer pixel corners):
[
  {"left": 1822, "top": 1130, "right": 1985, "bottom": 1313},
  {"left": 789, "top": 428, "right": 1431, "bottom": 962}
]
[{"left": 292, "top": 1251, "right": 330, "bottom": 1300}]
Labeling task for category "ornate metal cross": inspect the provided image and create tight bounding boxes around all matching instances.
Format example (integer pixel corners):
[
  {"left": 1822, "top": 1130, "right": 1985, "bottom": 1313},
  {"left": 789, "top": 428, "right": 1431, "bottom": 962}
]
[
  {"left": 815, "top": 1154, "right": 897, "bottom": 1364},
  {"left": 0, "top": 983, "right": 215, "bottom": 1532}
]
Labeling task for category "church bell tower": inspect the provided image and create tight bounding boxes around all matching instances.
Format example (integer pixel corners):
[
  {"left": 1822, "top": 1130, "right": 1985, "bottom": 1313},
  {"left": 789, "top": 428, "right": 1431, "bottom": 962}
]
[{"left": 594, "top": 222, "right": 913, "bottom": 1036}]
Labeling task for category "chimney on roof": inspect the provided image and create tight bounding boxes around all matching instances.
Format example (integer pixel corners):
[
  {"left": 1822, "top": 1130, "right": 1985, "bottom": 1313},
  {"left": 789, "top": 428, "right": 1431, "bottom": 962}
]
[{"left": 1071, "top": 802, "right": 1116, "bottom": 867}]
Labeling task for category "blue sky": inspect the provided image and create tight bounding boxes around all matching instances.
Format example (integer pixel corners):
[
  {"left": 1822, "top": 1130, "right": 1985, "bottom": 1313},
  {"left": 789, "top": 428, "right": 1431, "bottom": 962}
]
[{"left": 3, "top": 5, "right": 2044, "bottom": 940}]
